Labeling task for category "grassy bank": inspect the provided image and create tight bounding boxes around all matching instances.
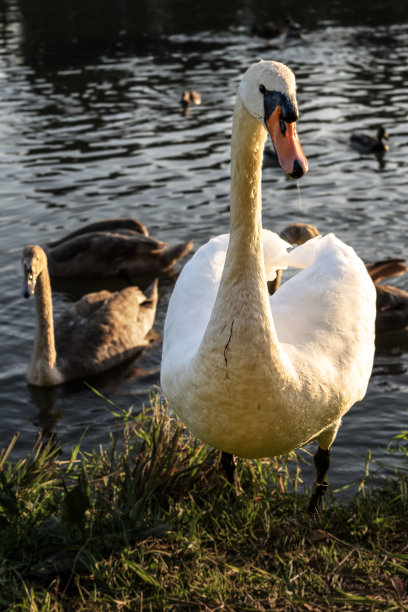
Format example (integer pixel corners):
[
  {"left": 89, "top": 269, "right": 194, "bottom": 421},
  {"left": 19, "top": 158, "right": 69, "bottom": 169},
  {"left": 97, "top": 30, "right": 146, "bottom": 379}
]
[{"left": 0, "top": 394, "right": 407, "bottom": 611}]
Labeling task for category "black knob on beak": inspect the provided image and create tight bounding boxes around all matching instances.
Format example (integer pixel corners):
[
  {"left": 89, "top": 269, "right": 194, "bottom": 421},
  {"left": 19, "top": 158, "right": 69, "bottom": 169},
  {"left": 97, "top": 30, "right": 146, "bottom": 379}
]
[{"left": 290, "top": 159, "right": 305, "bottom": 179}]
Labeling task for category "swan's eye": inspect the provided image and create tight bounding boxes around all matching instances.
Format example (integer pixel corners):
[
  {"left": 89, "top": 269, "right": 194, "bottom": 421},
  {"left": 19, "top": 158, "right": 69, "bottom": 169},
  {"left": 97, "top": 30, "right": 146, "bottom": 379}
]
[
  {"left": 280, "top": 118, "right": 287, "bottom": 135},
  {"left": 259, "top": 84, "right": 266, "bottom": 95}
]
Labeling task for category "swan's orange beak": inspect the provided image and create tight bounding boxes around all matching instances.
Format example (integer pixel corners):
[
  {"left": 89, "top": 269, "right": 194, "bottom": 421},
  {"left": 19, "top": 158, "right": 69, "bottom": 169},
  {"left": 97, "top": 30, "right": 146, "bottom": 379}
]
[{"left": 266, "top": 106, "right": 308, "bottom": 179}]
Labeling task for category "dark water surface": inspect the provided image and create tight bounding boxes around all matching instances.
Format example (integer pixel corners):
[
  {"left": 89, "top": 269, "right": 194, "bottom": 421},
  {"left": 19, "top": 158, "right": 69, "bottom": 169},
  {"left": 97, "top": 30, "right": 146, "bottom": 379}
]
[{"left": 0, "top": 0, "right": 407, "bottom": 491}]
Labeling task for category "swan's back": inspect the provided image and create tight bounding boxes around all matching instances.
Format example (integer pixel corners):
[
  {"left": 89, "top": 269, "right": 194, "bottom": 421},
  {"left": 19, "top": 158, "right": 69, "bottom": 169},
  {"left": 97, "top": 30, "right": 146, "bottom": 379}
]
[
  {"left": 55, "top": 282, "right": 158, "bottom": 380},
  {"left": 271, "top": 234, "right": 376, "bottom": 399},
  {"left": 44, "top": 217, "right": 193, "bottom": 279},
  {"left": 46, "top": 231, "right": 193, "bottom": 279}
]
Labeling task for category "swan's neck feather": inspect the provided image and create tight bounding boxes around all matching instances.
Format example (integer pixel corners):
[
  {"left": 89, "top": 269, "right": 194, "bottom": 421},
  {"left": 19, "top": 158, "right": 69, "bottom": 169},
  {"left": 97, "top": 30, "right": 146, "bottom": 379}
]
[
  {"left": 28, "top": 267, "right": 63, "bottom": 386},
  {"left": 197, "top": 96, "right": 291, "bottom": 383},
  {"left": 229, "top": 96, "right": 266, "bottom": 248}
]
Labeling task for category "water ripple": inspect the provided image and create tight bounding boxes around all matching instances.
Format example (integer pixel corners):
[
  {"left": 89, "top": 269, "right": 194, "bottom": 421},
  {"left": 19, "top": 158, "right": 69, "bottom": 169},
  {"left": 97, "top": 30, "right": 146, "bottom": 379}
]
[{"left": 0, "top": 20, "right": 407, "bottom": 487}]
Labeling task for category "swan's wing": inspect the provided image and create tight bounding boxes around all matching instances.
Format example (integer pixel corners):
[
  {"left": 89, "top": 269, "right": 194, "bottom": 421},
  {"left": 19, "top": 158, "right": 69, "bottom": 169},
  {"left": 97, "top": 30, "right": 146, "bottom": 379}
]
[
  {"left": 262, "top": 229, "right": 291, "bottom": 279},
  {"left": 46, "top": 232, "right": 168, "bottom": 277},
  {"left": 162, "top": 234, "right": 229, "bottom": 365},
  {"left": 271, "top": 234, "right": 375, "bottom": 342},
  {"left": 162, "top": 230, "right": 290, "bottom": 367},
  {"left": 270, "top": 234, "right": 376, "bottom": 393},
  {"left": 350, "top": 133, "right": 375, "bottom": 150},
  {"left": 48, "top": 232, "right": 164, "bottom": 261},
  {"left": 55, "top": 284, "right": 158, "bottom": 378},
  {"left": 47, "top": 218, "right": 149, "bottom": 247},
  {"left": 281, "top": 235, "right": 323, "bottom": 269},
  {"left": 47, "top": 230, "right": 192, "bottom": 279}
]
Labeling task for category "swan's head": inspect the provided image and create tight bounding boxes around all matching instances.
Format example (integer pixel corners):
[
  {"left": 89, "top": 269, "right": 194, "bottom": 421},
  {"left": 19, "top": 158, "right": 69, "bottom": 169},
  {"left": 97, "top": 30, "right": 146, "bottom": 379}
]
[
  {"left": 239, "top": 60, "right": 308, "bottom": 179},
  {"left": 22, "top": 245, "right": 47, "bottom": 298}
]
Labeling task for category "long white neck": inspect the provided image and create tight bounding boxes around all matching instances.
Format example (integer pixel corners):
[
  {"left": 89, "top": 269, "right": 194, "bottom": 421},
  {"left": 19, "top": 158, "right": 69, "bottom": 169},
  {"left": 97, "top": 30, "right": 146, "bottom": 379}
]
[
  {"left": 28, "top": 267, "right": 63, "bottom": 386},
  {"left": 229, "top": 95, "right": 266, "bottom": 263},
  {"left": 197, "top": 96, "right": 292, "bottom": 382}
]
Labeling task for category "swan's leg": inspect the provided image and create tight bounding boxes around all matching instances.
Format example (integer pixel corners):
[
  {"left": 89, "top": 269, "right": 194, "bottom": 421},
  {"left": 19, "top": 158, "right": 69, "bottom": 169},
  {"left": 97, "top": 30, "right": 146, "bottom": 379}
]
[
  {"left": 307, "top": 419, "right": 341, "bottom": 515},
  {"left": 221, "top": 451, "right": 236, "bottom": 483},
  {"left": 221, "top": 451, "right": 241, "bottom": 492},
  {"left": 306, "top": 446, "right": 331, "bottom": 515}
]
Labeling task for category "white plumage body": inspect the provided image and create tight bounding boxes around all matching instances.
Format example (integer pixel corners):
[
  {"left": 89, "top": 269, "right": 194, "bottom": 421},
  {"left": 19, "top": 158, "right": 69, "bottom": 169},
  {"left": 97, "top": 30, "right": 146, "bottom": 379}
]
[{"left": 162, "top": 231, "right": 376, "bottom": 457}]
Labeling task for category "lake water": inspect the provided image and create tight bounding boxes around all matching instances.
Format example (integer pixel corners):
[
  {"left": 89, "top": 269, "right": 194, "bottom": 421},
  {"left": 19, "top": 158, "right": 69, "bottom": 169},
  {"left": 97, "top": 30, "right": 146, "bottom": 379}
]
[{"left": 0, "top": 0, "right": 407, "bottom": 492}]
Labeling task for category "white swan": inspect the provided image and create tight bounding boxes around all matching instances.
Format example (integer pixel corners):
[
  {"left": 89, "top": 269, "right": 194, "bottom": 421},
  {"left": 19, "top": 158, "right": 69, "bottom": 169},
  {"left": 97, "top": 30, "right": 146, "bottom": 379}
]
[
  {"left": 22, "top": 245, "right": 158, "bottom": 386},
  {"left": 161, "top": 60, "right": 376, "bottom": 512}
]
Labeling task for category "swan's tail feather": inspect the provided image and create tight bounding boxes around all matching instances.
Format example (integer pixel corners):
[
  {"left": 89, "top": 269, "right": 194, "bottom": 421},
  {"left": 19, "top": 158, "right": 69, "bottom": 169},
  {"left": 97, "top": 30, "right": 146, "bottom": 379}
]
[
  {"left": 161, "top": 240, "right": 194, "bottom": 271},
  {"left": 142, "top": 278, "right": 159, "bottom": 306}
]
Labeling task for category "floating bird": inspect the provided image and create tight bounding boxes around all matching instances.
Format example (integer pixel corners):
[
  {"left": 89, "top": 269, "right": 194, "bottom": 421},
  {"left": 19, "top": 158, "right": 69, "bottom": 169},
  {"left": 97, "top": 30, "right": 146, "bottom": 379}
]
[
  {"left": 251, "top": 22, "right": 283, "bottom": 39},
  {"left": 284, "top": 15, "right": 304, "bottom": 39},
  {"left": 375, "top": 277, "right": 408, "bottom": 332},
  {"left": 44, "top": 218, "right": 193, "bottom": 280},
  {"left": 279, "top": 222, "right": 320, "bottom": 246},
  {"left": 350, "top": 126, "right": 389, "bottom": 154},
  {"left": 263, "top": 145, "right": 280, "bottom": 168},
  {"left": 278, "top": 222, "right": 408, "bottom": 333},
  {"left": 161, "top": 60, "right": 376, "bottom": 514},
  {"left": 181, "top": 90, "right": 201, "bottom": 116},
  {"left": 181, "top": 90, "right": 201, "bottom": 107},
  {"left": 22, "top": 244, "right": 158, "bottom": 386}
]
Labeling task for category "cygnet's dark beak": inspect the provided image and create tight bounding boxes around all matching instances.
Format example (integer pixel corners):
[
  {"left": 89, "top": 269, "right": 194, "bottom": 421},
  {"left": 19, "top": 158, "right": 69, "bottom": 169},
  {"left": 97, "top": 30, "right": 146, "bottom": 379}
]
[{"left": 22, "top": 267, "right": 36, "bottom": 298}]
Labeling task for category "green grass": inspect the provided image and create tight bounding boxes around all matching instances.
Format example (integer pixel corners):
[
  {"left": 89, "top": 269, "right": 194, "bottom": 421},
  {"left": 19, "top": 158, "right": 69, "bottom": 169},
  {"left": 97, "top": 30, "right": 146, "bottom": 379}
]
[{"left": 0, "top": 393, "right": 407, "bottom": 611}]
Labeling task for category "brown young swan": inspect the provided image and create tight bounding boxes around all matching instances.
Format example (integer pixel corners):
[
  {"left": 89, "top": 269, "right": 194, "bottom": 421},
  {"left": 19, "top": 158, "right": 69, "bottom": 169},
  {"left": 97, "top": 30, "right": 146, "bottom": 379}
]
[
  {"left": 44, "top": 218, "right": 193, "bottom": 280},
  {"left": 161, "top": 60, "right": 376, "bottom": 514},
  {"left": 22, "top": 244, "right": 158, "bottom": 386}
]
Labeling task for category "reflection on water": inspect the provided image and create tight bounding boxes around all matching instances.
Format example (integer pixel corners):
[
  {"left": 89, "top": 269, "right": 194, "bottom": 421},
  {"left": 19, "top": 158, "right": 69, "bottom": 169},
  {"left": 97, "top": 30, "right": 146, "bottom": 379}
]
[
  {"left": 28, "top": 384, "right": 61, "bottom": 437},
  {"left": 0, "top": 0, "right": 407, "bottom": 490}
]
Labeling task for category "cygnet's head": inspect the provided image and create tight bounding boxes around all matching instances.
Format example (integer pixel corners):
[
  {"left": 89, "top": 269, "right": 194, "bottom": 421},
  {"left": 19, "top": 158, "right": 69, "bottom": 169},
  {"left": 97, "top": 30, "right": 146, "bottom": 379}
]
[
  {"left": 279, "top": 222, "right": 320, "bottom": 245},
  {"left": 239, "top": 60, "right": 308, "bottom": 179},
  {"left": 22, "top": 245, "right": 47, "bottom": 298}
]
